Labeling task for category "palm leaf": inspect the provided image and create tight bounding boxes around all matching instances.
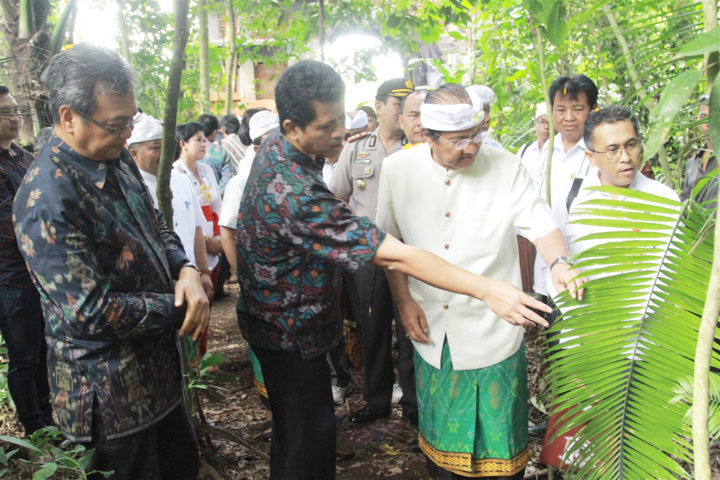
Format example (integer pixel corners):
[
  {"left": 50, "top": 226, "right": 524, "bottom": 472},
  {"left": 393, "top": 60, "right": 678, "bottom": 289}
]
[{"left": 545, "top": 187, "right": 716, "bottom": 479}]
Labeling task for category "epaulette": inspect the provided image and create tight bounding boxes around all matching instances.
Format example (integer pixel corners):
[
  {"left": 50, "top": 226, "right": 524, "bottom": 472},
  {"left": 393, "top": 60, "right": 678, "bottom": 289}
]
[{"left": 347, "top": 131, "right": 371, "bottom": 143}]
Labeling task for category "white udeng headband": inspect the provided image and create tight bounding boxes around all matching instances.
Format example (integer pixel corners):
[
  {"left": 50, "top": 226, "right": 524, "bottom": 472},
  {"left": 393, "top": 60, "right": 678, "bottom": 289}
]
[{"left": 420, "top": 102, "right": 484, "bottom": 131}]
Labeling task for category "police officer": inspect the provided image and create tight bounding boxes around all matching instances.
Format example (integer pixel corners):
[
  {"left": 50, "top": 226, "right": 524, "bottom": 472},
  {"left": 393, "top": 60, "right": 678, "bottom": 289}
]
[{"left": 330, "top": 78, "right": 418, "bottom": 427}]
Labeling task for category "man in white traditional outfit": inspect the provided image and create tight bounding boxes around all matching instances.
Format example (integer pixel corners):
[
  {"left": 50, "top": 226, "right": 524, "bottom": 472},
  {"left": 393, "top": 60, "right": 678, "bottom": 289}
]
[
  {"left": 375, "top": 83, "right": 584, "bottom": 479},
  {"left": 128, "top": 113, "right": 213, "bottom": 297}
]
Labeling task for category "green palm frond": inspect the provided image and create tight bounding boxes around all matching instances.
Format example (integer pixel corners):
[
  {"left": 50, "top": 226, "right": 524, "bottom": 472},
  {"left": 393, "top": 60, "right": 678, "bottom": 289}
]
[{"left": 545, "top": 186, "right": 717, "bottom": 479}]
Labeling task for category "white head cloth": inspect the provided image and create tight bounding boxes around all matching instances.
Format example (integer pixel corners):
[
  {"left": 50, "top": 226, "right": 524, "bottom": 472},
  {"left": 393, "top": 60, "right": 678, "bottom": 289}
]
[
  {"left": 466, "top": 85, "right": 496, "bottom": 113},
  {"left": 345, "top": 110, "right": 368, "bottom": 129},
  {"left": 249, "top": 110, "right": 279, "bottom": 142},
  {"left": 420, "top": 102, "right": 483, "bottom": 132},
  {"left": 128, "top": 113, "right": 163, "bottom": 145},
  {"left": 535, "top": 102, "right": 548, "bottom": 119}
]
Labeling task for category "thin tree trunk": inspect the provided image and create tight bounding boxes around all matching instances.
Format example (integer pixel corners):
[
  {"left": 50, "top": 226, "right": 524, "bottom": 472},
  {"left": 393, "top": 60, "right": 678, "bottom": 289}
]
[
  {"left": 223, "top": 0, "right": 235, "bottom": 114},
  {"left": 692, "top": 2, "right": 719, "bottom": 477},
  {"left": 116, "top": 0, "right": 131, "bottom": 64},
  {"left": 531, "top": 20, "right": 554, "bottom": 206},
  {"left": 603, "top": 4, "right": 674, "bottom": 186},
  {"left": 158, "top": 0, "right": 190, "bottom": 226},
  {"left": 198, "top": 0, "right": 210, "bottom": 113}
]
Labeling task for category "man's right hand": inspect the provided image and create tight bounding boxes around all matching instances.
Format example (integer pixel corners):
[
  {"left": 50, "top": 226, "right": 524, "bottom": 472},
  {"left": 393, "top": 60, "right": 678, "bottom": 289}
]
[
  {"left": 396, "top": 297, "right": 430, "bottom": 344},
  {"left": 176, "top": 266, "right": 211, "bottom": 340},
  {"left": 480, "top": 278, "right": 551, "bottom": 328}
]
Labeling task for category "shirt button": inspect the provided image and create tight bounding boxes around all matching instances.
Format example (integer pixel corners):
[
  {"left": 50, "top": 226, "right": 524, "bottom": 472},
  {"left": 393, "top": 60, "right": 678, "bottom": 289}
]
[
  {"left": 443, "top": 303, "right": 449, "bottom": 310},
  {"left": 445, "top": 179, "right": 451, "bottom": 186},
  {"left": 444, "top": 243, "right": 449, "bottom": 250},
  {"left": 445, "top": 211, "right": 451, "bottom": 218}
]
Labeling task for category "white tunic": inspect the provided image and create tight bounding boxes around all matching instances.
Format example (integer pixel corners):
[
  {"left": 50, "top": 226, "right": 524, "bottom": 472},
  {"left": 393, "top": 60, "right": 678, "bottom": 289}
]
[
  {"left": 138, "top": 169, "right": 205, "bottom": 264},
  {"left": 376, "top": 142, "right": 556, "bottom": 370}
]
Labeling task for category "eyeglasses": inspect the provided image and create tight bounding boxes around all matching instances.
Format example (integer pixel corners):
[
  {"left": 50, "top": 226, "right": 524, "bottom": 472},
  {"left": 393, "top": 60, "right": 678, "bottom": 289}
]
[
  {"left": 589, "top": 138, "right": 642, "bottom": 160},
  {"left": 77, "top": 111, "right": 138, "bottom": 135},
  {"left": 0, "top": 106, "right": 23, "bottom": 119},
  {"left": 438, "top": 132, "right": 483, "bottom": 151}
]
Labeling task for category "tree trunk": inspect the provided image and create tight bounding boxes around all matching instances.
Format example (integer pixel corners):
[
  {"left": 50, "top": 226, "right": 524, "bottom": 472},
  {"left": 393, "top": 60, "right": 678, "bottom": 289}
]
[
  {"left": 531, "top": 20, "right": 554, "bottom": 206},
  {"left": 198, "top": 0, "right": 210, "bottom": 113},
  {"left": 158, "top": 0, "right": 190, "bottom": 227},
  {"left": 223, "top": 0, "right": 235, "bottom": 114},
  {"left": 116, "top": 0, "right": 131, "bottom": 64}
]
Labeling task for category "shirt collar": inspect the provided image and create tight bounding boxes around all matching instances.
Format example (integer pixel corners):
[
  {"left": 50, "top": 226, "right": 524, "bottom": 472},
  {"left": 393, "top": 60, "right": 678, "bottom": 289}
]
[
  {"left": 279, "top": 131, "right": 324, "bottom": 173},
  {"left": 50, "top": 133, "right": 120, "bottom": 188}
]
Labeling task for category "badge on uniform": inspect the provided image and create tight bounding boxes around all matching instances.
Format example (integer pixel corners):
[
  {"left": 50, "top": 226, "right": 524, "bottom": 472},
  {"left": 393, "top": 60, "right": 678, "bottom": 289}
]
[
  {"left": 353, "top": 152, "right": 371, "bottom": 164},
  {"left": 369, "top": 136, "right": 377, "bottom": 147},
  {"left": 357, "top": 179, "right": 366, "bottom": 190}
]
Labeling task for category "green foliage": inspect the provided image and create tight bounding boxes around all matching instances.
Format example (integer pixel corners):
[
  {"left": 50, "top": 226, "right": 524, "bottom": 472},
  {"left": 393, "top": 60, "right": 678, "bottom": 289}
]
[
  {"left": 546, "top": 189, "right": 718, "bottom": 479},
  {"left": 186, "top": 351, "right": 237, "bottom": 404},
  {"left": 0, "top": 427, "right": 112, "bottom": 479}
]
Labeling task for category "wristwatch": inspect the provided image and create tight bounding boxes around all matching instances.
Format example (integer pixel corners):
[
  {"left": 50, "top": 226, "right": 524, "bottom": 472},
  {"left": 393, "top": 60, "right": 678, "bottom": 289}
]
[
  {"left": 550, "top": 256, "right": 573, "bottom": 270},
  {"left": 181, "top": 263, "right": 201, "bottom": 274}
]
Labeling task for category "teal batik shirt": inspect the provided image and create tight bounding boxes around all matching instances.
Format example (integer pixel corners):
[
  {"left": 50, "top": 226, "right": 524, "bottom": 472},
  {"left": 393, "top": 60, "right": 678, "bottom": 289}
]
[{"left": 13, "top": 135, "right": 190, "bottom": 442}]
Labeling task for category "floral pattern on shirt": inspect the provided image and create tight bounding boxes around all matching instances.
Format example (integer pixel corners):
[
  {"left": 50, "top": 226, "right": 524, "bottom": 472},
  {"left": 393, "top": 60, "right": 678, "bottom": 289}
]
[
  {"left": 13, "top": 135, "right": 190, "bottom": 442},
  {"left": 236, "top": 130, "right": 385, "bottom": 359}
]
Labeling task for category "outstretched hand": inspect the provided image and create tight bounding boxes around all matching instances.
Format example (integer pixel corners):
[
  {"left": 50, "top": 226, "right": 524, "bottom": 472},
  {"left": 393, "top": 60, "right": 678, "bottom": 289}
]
[
  {"left": 480, "top": 278, "right": 551, "bottom": 328},
  {"left": 551, "top": 263, "right": 586, "bottom": 301}
]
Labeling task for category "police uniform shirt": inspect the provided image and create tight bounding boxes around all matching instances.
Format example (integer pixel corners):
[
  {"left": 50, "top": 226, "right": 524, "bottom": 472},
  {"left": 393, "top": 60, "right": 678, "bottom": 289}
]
[{"left": 330, "top": 129, "right": 406, "bottom": 220}]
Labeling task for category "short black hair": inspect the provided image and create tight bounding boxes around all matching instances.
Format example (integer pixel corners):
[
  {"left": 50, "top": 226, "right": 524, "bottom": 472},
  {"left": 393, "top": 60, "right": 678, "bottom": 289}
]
[
  {"left": 549, "top": 75, "right": 598, "bottom": 109},
  {"left": 176, "top": 121, "right": 204, "bottom": 143},
  {"left": 583, "top": 105, "right": 641, "bottom": 150},
  {"left": 275, "top": 60, "right": 345, "bottom": 134},
  {"left": 0, "top": 85, "right": 9, "bottom": 95},
  {"left": 220, "top": 114, "right": 240, "bottom": 134},
  {"left": 198, "top": 113, "right": 218, "bottom": 137},
  {"left": 424, "top": 83, "right": 472, "bottom": 139}
]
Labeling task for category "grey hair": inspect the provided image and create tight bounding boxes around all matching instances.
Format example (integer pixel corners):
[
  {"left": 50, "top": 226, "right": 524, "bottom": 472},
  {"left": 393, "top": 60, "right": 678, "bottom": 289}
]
[{"left": 42, "top": 43, "right": 138, "bottom": 124}]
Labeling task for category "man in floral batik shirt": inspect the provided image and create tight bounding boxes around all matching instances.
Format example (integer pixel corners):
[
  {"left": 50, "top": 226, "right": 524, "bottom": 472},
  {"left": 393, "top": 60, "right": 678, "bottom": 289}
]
[{"left": 13, "top": 44, "right": 209, "bottom": 480}]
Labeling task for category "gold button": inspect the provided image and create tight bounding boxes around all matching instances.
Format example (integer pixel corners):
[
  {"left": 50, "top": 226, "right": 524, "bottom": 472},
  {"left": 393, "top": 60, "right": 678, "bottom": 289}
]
[
  {"left": 445, "top": 179, "right": 451, "bottom": 186},
  {"left": 445, "top": 211, "right": 451, "bottom": 218},
  {"left": 444, "top": 243, "right": 449, "bottom": 250},
  {"left": 443, "top": 304, "right": 449, "bottom": 310}
]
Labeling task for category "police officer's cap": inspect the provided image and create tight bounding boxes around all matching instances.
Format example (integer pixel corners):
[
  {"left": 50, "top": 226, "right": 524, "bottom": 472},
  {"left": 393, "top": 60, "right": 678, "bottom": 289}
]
[{"left": 376, "top": 78, "right": 414, "bottom": 100}]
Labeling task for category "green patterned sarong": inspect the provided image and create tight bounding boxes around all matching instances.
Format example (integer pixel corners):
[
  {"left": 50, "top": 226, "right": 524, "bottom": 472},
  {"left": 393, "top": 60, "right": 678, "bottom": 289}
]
[
  {"left": 248, "top": 345, "right": 268, "bottom": 399},
  {"left": 416, "top": 340, "right": 529, "bottom": 477}
]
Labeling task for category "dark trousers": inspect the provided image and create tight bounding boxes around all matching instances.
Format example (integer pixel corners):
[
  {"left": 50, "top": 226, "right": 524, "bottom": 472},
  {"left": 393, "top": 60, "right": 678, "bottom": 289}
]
[
  {"left": 0, "top": 286, "right": 52, "bottom": 435},
  {"left": 254, "top": 346, "right": 336, "bottom": 480},
  {"left": 85, "top": 401, "right": 199, "bottom": 480},
  {"left": 346, "top": 264, "right": 416, "bottom": 413}
]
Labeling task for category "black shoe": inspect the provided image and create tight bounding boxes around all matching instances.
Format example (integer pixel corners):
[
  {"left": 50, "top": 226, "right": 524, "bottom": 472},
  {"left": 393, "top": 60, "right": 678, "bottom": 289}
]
[
  {"left": 349, "top": 405, "right": 390, "bottom": 426},
  {"left": 528, "top": 419, "right": 547, "bottom": 437}
]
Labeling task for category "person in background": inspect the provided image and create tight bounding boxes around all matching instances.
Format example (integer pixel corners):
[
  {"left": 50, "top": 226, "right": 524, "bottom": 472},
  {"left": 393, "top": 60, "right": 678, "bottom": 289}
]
[
  {"left": 681, "top": 94, "right": 716, "bottom": 208},
  {"left": 399, "top": 88, "right": 430, "bottom": 146},
  {"left": 330, "top": 78, "right": 418, "bottom": 428},
  {"left": 345, "top": 110, "right": 369, "bottom": 139},
  {"left": 174, "top": 121, "right": 223, "bottom": 355},
  {"left": 0, "top": 84, "right": 54, "bottom": 436},
  {"left": 219, "top": 114, "right": 247, "bottom": 176},
  {"left": 358, "top": 105, "right": 378, "bottom": 132},
  {"left": 128, "top": 113, "right": 214, "bottom": 300},
  {"left": 13, "top": 44, "right": 208, "bottom": 478},
  {"left": 466, "top": 84, "right": 504, "bottom": 149},
  {"left": 198, "top": 113, "right": 233, "bottom": 195}
]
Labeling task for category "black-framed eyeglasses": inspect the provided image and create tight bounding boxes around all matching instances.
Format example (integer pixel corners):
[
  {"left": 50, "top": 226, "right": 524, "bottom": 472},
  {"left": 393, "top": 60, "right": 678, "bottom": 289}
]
[
  {"left": 588, "top": 138, "right": 642, "bottom": 160},
  {"left": 77, "top": 111, "right": 138, "bottom": 136},
  {"left": 0, "top": 106, "right": 23, "bottom": 119},
  {"left": 438, "top": 132, "right": 484, "bottom": 151}
]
